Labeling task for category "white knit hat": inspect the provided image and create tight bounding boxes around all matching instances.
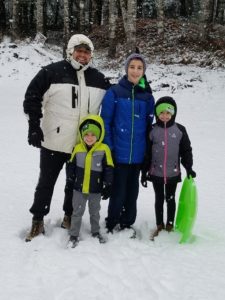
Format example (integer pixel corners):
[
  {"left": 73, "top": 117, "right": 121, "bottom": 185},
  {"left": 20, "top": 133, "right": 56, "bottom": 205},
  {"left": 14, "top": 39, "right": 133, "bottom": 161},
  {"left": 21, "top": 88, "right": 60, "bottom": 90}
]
[{"left": 66, "top": 34, "right": 94, "bottom": 59}]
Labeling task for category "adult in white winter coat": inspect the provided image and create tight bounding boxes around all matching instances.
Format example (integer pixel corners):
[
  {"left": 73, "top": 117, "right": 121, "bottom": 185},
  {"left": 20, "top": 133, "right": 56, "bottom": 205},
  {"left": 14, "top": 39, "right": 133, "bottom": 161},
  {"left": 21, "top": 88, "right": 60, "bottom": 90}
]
[{"left": 23, "top": 34, "right": 110, "bottom": 242}]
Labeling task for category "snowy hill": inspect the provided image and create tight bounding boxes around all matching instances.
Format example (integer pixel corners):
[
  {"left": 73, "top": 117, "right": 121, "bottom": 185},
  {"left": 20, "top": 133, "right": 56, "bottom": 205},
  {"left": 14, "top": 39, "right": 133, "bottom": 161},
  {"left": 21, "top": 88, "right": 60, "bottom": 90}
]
[{"left": 0, "top": 40, "right": 225, "bottom": 300}]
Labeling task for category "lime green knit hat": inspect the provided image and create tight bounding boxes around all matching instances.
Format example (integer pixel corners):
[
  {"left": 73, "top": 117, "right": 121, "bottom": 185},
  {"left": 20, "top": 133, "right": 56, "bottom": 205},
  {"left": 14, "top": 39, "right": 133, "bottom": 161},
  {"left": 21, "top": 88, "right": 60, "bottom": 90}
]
[
  {"left": 156, "top": 103, "right": 175, "bottom": 117},
  {"left": 81, "top": 123, "right": 101, "bottom": 140}
]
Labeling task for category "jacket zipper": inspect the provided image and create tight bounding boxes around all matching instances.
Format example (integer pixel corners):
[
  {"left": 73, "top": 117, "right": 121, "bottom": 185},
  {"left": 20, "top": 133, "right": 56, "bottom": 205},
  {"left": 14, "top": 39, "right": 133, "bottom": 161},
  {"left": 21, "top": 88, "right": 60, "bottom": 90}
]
[
  {"left": 163, "top": 122, "right": 168, "bottom": 184},
  {"left": 82, "top": 147, "right": 93, "bottom": 194},
  {"left": 129, "top": 86, "right": 135, "bottom": 164}
]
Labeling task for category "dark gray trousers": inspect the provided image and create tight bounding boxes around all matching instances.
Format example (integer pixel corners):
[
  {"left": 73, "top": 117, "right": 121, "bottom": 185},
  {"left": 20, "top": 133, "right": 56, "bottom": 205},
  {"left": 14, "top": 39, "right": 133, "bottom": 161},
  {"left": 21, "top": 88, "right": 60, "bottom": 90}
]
[{"left": 70, "top": 190, "right": 101, "bottom": 237}]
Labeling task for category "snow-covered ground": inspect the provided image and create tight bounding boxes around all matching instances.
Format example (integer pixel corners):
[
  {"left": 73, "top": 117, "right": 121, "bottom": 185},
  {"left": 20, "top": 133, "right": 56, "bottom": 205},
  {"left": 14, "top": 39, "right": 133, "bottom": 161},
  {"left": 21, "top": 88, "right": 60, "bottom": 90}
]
[{"left": 1, "top": 39, "right": 225, "bottom": 300}]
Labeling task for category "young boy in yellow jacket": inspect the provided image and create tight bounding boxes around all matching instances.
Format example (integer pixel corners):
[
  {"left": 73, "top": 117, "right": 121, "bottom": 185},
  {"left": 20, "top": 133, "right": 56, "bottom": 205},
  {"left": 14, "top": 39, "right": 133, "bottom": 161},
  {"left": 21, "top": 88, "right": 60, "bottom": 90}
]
[{"left": 66, "top": 115, "right": 114, "bottom": 247}]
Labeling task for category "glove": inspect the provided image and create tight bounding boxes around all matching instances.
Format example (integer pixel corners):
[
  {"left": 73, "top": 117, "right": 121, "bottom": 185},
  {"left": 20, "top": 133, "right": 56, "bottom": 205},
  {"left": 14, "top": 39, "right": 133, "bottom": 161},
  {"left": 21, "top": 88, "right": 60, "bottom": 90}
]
[
  {"left": 141, "top": 173, "right": 148, "bottom": 188},
  {"left": 101, "top": 184, "right": 112, "bottom": 200},
  {"left": 186, "top": 169, "right": 196, "bottom": 179},
  {"left": 141, "top": 170, "right": 151, "bottom": 187},
  {"left": 65, "top": 177, "right": 74, "bottom": 191},
  {"left": 28, "top": 120, "right": 44, "bottom": 148}
]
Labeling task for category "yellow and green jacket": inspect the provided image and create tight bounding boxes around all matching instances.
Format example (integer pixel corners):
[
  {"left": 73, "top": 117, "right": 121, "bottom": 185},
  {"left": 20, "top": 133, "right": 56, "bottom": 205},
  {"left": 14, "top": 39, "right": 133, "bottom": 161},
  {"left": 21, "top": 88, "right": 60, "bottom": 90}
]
[{"left": 67, "top": 115, "right": 114, "bottom": 194}]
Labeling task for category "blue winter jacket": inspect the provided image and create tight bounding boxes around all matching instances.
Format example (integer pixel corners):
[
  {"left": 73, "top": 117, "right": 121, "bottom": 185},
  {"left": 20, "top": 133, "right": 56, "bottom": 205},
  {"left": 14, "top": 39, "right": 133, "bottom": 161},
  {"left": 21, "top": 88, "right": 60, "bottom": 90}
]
[{"left": 101, "top": 75, "right": 155, "bottom": 164}]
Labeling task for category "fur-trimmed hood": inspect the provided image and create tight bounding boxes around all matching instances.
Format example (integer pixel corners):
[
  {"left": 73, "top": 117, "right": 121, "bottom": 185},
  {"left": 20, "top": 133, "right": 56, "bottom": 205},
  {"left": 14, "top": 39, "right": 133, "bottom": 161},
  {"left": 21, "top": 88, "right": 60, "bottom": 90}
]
[
  {"left": 66, "top": 34, "right": 94, "bottom": 59},
  {"left": 66, "top": 34, "right": 94, "bottom": 71}
]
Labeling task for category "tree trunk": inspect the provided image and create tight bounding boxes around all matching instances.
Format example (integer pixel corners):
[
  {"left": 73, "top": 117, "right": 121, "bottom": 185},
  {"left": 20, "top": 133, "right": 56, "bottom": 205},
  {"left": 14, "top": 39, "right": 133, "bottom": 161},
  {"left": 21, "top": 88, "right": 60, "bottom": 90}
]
[
  {"left": 69, "top": 0, "right": 79, "bottom": 32},
  {"left": 79, "top": 0, "right": 85, "bottom": 32},
  {"left": 36, "top": 0, "right": 44, "bottom": 34},
  {"left": 0, "top": 0, "right": 6, "bottom": 38},
  {"left": 186, "top": 0, "right": 194, "bottom": 16},
  {"left": 192, "top": 0, "right": 200, "bottom": 20},
  {"left": 12, "top": 0, "right": 19, "bottom": 40},
  {"left": 156, "top": 0, "right": 164, "bottom": 36},
  {"left": 30, "top": 0, "right": 36, "bottom": 29},
  {"left": 101, "top": 0, "right": 109, "bottom": 26},
  {"left": 199, "top": 0, "right": 214, "bottom": 40},
  {"left": 119, "top": 0, "right": 128, "bottom": 33},
  {"left": 63, "top": 0, "right": 70, "bottom": 58},
  {"left": 20, "top": 0, "right": 28, "bottom": 34},
  {"left": 91, "top": 0, "right": 102, "bottom": 25},
  {"left": 180, "top": 0, "right": 193, "bottom": 16},
  {"left": 54, "top": 0, "right": 60, "bottom": 27},
  {"left": 217, "top": 0, "right": 225, "bottom": 23},
  {"left": 84, "top": 0, "right": 90, "bottom": 32},
  {"left": 119, "top": 0, "right": 137, "bottom": 54},
  {"left": 213, "top": 0, "right": 218, "bottom": 23},
  {"left": 126, "top": 0, "right": 137, "bottom": 53},
  {"left": 108, "top": 0, "right": 117, "bottom": 58}
]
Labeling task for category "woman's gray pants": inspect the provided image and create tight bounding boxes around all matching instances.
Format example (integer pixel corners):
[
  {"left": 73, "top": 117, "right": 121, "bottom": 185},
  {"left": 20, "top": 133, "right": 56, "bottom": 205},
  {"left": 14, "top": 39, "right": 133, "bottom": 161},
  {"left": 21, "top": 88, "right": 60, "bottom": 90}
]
[{"left": 70, "top": 189, "right": 101, "bottom": 237}]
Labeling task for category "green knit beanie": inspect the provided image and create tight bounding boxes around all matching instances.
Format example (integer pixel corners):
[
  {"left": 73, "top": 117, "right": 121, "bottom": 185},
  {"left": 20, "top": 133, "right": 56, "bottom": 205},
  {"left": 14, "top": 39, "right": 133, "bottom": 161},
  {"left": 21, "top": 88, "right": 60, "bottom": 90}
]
[
  {"left": 81, "top": 123, "right": 101, "bottom": 140},
  {"left": 156, "top": 103, "right": 175, "bottom": 117}
]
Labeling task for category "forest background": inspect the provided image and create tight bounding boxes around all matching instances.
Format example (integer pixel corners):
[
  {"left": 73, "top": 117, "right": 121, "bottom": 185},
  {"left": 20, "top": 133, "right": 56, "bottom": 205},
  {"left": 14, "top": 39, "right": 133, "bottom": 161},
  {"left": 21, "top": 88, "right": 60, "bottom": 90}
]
[
  {"left": 1, "top": 2, "right": 225, "bottom": 299},
  {"left": 1, "top": 0, "right": 225, "bottom": 68}
]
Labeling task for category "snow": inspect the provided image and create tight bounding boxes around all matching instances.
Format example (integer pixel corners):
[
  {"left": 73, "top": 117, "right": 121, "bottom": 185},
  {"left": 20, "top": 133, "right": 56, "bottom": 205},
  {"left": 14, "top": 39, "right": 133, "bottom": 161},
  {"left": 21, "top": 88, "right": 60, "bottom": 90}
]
[{"left": 1, "top": 40, "right": 225, "bottom": 300}]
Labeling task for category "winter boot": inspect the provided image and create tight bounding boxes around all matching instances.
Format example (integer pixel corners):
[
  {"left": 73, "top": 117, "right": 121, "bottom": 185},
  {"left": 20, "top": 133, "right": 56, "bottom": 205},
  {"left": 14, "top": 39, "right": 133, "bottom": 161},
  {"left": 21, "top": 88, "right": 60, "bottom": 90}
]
[
  {"left": 119, "top": 224, "right": 131, "bottom": 230},
  {"left": 156, "top": 224, "right": 165, "bottom": 233},
  {"left": 67, "top": 236, "right": 79, "bottom": 248},
  {"left": 25, "top": 220, "right": 45, "bottom": 242},
  {"left": 119, "top": 225, "right": 137, "bottom": 239},
  {"left": 92, "top": 232, "right": 107, "bottom": 244},
  {"left": 150, "top": 223, "right": 165, "bottom": 241},
  {"left": 61, "top": 214, "right": 71, "bottom": 229},
  {"left": 166, "top": 223, "right": 174, "bottom": 232}
]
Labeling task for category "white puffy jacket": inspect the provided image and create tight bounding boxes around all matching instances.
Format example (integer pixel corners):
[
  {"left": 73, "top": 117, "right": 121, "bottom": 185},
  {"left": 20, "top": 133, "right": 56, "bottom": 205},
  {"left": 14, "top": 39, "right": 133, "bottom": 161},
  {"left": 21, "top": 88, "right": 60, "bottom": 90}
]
[{"left": 23, "top": 59, "right": 109, "bottom": 153}]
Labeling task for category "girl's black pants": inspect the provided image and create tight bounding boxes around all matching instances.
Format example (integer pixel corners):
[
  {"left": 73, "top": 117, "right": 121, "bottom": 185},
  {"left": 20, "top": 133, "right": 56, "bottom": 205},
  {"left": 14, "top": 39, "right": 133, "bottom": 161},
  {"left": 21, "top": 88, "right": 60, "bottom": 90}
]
[{"left": 152, "top": 181, "right": 177, "bottom": 226}]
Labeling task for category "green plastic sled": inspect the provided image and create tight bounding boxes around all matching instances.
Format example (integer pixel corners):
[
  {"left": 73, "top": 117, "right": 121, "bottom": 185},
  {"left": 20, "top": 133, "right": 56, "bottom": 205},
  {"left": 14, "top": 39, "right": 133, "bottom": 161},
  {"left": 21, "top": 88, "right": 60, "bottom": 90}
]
[{"left": 175, "top": 176, "right": 198, "bottom": 243}]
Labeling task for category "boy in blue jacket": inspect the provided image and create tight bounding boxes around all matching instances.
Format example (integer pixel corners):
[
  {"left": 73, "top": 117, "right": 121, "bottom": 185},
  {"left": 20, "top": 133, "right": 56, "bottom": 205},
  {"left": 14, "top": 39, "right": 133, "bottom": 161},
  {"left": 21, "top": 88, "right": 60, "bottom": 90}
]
[{"left": 101, "top": 53, "right": 155, "bottom": 233}]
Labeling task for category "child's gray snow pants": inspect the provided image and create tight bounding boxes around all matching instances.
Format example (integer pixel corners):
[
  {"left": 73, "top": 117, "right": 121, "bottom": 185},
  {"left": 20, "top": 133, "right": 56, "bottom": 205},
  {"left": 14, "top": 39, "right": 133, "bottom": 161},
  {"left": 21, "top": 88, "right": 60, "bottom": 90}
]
[{"left": 70, "top": 189, "right": 101, "bottom": 237}]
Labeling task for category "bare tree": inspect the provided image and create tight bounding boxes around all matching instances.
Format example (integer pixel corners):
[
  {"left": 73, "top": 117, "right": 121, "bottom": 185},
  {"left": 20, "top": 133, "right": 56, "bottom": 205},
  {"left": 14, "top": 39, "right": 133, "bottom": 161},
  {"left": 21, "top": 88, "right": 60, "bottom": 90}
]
[
  {"left": 77, "top": 0, "right": 91, "bottom": 32},
  {"left": 12, "top": 0, "right": 19, "bottom": 39},
  {"left": 119, "top": 0, "right": 137, "bottom": 54},
  {"left": 79, "top": 0, "right": 84, "bottom": 31},
  {"left": 11, "top": 0, "right": 35, "bottom": 38},
  {"left": 91, "top": 0, "right": 101, "bottom": 25},
  {"left": 192, "top": 0, "right": 201, "bottom": 20},
  {"left": 84, "top": 0, "right": 90, "bottom": 31},
  {"left": 69, "top": 0, "right": 80, "bottom": 32},
  {"left": 199, "top": 0, "right": 214, "bottom": 40},
  {"left": 156, "top": 0, "right": 164, "bottom": 36},
  {"left": 108, "top": 0, "right": 117, "bottom": 58},
  {"left": 213, "top": 0, "right": 218, "bottom": 23},
  {"left": 36, "top": 0, "right": 44, "bottom": 34},
  {"left": 0, "top": 0, "right": 6, "bottom": 38},
  {"left": 63, "top": 0, "right": 70, "bottom": 57},
  {"left": 180, "top": 0, "right": 193, "bottom": 16},
  {"left": 101, "top": 0, "right": 109, "bottom": 26},
  {"left": 217, "top": 0, "right": 225, "bottom": 23}
]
